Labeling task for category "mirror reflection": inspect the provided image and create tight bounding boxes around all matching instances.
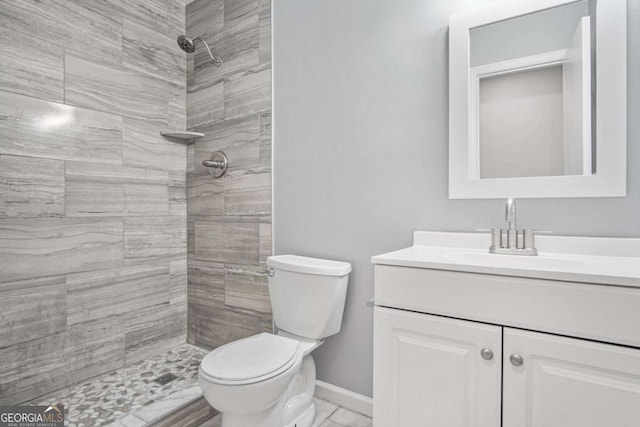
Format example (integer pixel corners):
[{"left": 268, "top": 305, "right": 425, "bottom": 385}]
[{"left": 469, "top": 1, "right": 595, "bottom": 179}]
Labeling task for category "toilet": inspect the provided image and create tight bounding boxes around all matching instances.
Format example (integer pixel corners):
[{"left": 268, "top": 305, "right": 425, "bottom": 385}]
[{"left": 198, "top": 254, "right": 352, "bottom": 427}]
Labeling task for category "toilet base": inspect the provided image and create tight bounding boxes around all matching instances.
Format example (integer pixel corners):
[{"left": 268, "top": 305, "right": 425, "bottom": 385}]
[
  {"left": 218, "top": 355, "right": 317, "bottom": 427},
  {"left": 284, "top": 403, "right": 315, "bottom": 427}
]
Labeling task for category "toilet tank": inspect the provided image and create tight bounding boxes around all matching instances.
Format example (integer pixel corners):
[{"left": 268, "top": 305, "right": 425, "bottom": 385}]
[{"left": 266, "top": 255, "right": 351, "bottom": 340}]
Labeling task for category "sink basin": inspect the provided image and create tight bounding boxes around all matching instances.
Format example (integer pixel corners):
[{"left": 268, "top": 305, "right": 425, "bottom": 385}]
[{"left": 443, "top": 251, "right": 584, "bottom": 270}]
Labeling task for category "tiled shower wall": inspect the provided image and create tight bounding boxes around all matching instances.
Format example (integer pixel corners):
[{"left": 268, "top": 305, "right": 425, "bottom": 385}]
[
  {"left": 186, "top": 0, "right": 273, "bottom": 348},
  {"left": 0, "top": 1, "right": 188, "bottom": 404}
]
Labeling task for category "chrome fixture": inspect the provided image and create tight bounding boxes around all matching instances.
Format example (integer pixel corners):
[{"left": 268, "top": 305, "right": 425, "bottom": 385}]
[
  {"left": 202, "top": 151, "right": 228, "bottom": 178},
  {"left": 488, "top": 198, "right": 538, "bottom": 256},
  {"left": 509, "top": 353, "right": 524, "bottom": 367},
  {"left": 177, "top": 35, "right": 222, "bottom": 67},
  {"left": 480, "top": 348, "right": 494, "bottom": 361}
]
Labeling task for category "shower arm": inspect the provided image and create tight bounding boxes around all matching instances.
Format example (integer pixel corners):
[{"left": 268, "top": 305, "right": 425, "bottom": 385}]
[{"left": 193, "top": 37, "right": 223, "bottom": 67}]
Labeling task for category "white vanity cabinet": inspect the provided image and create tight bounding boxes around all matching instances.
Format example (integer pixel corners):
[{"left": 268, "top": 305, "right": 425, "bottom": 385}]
[
  {"left": 373, "top": 307, "right": 502, "bottom": 427},
  {"left": 372, "top": 264, "right": 640, "bottom": 427},
  {"left": 502, "top": 328, "right": 640, "bottom": 427}
]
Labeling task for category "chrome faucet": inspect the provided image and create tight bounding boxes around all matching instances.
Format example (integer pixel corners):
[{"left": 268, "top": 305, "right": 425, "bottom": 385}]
[
  {"left": 506, "top": 198, "right": 516, "bottom": 230},
  {"left": 489, "top": 198, "right": 538, "bottom": 256}
]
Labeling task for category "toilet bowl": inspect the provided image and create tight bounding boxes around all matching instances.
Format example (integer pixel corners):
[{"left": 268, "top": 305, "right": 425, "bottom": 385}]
[
  {"left": 198, "top": 255, "right": 351, "bottom": 427},
  {"left": 199, "top": 333, "right": 319, "bottom": 427}
]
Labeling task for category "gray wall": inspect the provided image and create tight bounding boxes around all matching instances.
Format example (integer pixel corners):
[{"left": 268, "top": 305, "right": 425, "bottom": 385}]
[
  {"left": 273, "top": 0, "right": 640, "bottom": 397},
  {"left": 186, "top": 0, "right": 273, "bottom": 350},
  {"left": 0, "top": 0, "right": 188, "bottom": 404}
]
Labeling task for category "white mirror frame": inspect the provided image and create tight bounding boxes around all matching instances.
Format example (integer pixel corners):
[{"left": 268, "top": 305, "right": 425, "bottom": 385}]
[{"left": 449, "top": 0, "right": 626, "bottom": 199}]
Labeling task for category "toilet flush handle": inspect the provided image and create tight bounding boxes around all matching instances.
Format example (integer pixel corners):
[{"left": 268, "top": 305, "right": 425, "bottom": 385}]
[{"left": 266, "top": 267, "right": 275, "bottom": 277}]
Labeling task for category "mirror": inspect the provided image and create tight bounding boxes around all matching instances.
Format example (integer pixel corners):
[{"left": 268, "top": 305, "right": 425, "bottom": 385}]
[{"left": 449, "top": 0, "right": 626, "bottom": 199}]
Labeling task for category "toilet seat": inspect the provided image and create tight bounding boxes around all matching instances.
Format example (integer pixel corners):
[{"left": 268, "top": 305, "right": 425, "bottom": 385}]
[{"left": 200, "top": 333, "right": 302, "bottom": 385}]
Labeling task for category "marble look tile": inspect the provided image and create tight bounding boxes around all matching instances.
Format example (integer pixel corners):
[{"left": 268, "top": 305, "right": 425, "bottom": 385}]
[
  {"left": 188, "top": 258, "right": 225, "bottom": 308},
  {"left": 0, "top": 91, "right": 122, "bottom": 165},
  {"left": 193, "top": 115, "right": 261, "bottom": 174},
  {"left": 169, "top": 170, "right": 187, "bottom": 216},
  {"left": 0, "top": 154, "right": 65, "bottom": 218},
  {"left": 124, "top": 118, "right": 187, "bottom": 173},
  {"left": 109, "top": 414, "right": 147, "bottom": 427},
  {"left": 0, "top": 218, "right": 124, "bottom": 283},
  {"left": 0, "top": 27, "right": 64, "bottom": 102},
  {"left": 224, "top": 62, "right": 271, "bottom": 120},
  {"left": 188, "top": 218, "right": 196, "bottom": 255},
  {"left": 0, "top": 318, "right": 124, "bottom": 405},
  {"left": 187, "top": 143, "right": 196, "bottom": 174},
  {"left": 259, "top": 0, "right": 271, "bottom": 62},
  {"left": 223, "top": 170, "right": 271, "bottom": 215},
  {"left": 124, "top": 304, "right": 187, "bottom": 364},
  {"left": 168, "top": 81, "right": 188, "bottom": 131},
  {"left": 259, "top": 222, "right": 272, "bottom": 263},
  {"left": 328, "top": 408, "right": 373, "bottom": 427},
  {"left": 187, "top": 0, "right": 224, "bottom": 41},
  {"left": 319, "top": 421, "right": 344, "bottom": 427},
  {"left": 187, "top": 78, "right": 225, "bottom": 129},
  {"left": 168, "top": 0, "right": 186, "bottom": 33},
  {"left": 67, "top": 263, "right": 170, "bottom": 326},
  {"left": 0, "top": 276, "right": 66, "bottom": 347},
  {"left": 190, "top": 301, "right": 271, "bottom": 349},
  {"left": 194, "top": 221, "right": 259, "bottom": 264},
  {"left": 187, "top": 53, "right": 195, "bottom": 90},
  {"left": 259, "top": 112, "right": 272, "bottom": 164},
  {"left": 0, "top": 0, "right": 122, "bottom": 65},
  {"left": 109, "top": 0, "right": 170, "bottom": 35},
  {"left": 147, "top": 396, "right": 218, "bottom": 427},
  {"left": 65, "top": 54, "right": 170, "bottom": 124},
  {"left": 169, "top": 258, "right": 188, "bottom": 307},
  {"left": 224, "top": 264, "right": 271, "bottom": 315},
  {"left": 65, "top": 162, "right": 169, "bottom": 217},
  {"left": 123, "top": 17, "right": 185, "bottom": 85},
  {"left": 134, "top": 386, "right": 202, "bottom": 422},
  {"left": 224, "top": 0, "right": 260, "bottom": 25},
  {"left": 187, "top": 172, "right": 224, "bottom": 217},
  {"left": 312, "top": 398, "right": 339, "bottom": 427},
  {"left": 124, "top": 216, "right": 187, "bottom": 265}
]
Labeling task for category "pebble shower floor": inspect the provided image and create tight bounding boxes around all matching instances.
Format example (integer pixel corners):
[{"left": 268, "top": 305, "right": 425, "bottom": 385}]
[{"left": 28, "top": 344, "right": 208, "bottom": 426}]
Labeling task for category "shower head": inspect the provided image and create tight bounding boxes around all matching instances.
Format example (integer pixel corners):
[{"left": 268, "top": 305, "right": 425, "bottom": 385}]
[
  {"left": 177, "top": 35, "right": 196, "bottom": 53},
  {"left": 176, "top": 35, "right": 222, "bottom": 67}
]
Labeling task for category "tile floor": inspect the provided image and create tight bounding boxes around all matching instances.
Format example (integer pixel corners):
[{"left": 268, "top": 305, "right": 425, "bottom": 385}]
[
  {"left": 199, "top": 397, "right": 373, "bottom": 427},
  {"left": 28, "top": 342, "right": 372, "bottom": 427},
  {"left": 29, "top": 344, "right": 208, "bottom": 426}
]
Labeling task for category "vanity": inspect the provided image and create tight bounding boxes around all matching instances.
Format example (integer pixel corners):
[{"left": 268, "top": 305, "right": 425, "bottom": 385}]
[
  {"left": 370, "top": 0, "right": 633, "bottom": 424},
  {"left": 371, "top": 231, "right": 640, "bottom": 427}
]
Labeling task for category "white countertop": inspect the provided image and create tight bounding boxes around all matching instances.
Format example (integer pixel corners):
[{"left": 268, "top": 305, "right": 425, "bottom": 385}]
[{"left": 371, "top": 231, "right": 640, "bottom": 288}]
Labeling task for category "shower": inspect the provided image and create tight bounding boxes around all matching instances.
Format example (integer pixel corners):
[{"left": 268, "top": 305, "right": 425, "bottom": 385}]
[{"left": 177, "top": 35, "right": 222, "bottom": 67}]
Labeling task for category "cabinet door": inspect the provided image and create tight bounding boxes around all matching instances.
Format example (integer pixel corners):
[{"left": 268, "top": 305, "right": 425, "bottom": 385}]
[
  {"left": 373, "top": 307, "right": 502, "bottom": 427},
  {"left": 503, "top": 328, "right": 640, "bottom": 427}
]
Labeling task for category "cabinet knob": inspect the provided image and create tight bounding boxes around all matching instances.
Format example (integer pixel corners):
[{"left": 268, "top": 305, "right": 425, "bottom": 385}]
[
  {"left": 509, "top": 353, "right": 524, "bottom": 367},
  {"left": 480, "top": 348, "right": 494, "bottom": 360}
]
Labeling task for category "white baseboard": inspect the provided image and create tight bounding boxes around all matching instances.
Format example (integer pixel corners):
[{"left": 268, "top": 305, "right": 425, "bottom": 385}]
[{"left": 314, "top": 380, "right": 373, "bottom": 418}]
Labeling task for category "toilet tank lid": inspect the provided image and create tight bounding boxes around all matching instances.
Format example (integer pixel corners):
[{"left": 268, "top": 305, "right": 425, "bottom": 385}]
[{"left": 267, "top": 255, "right": 351, "bottom": 276}]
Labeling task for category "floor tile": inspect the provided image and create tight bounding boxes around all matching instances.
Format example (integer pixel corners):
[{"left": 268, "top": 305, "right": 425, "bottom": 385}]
[
  {"left": 311, "top": 397, "right": 339, "bottom": 427},
  {"left": 328, "top": 407, "right": 373, "bottom": 427},
  {"left": 30, "top": 344, "right": 208, "bottom": 427}
]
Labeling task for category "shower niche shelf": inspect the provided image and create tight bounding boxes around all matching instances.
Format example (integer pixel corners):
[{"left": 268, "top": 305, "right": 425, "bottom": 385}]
[{"left": 160, "top": 131, "right": 204, "bottom": 144}]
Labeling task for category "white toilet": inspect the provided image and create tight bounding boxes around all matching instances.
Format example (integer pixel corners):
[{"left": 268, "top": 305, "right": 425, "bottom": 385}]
[{"left": 198, "top": 254, "right": 352, "bottom": 427}]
